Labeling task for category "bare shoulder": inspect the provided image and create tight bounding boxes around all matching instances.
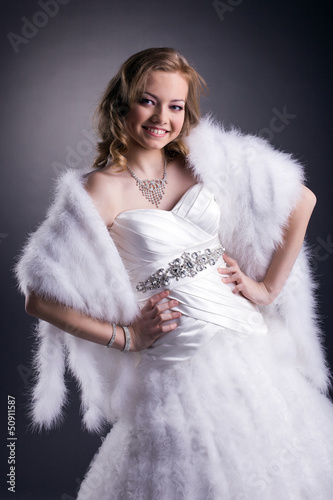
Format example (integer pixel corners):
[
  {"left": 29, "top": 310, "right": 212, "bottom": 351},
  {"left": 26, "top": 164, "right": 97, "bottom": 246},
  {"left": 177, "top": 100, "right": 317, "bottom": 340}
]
[
  {"left": 168, "top": 156, "right": 196, "bottom": 189},
  {"left": 84, "top": 167, "right": 121, "bottom": 197},
  {"left": 290, "top": 184, "right": 317, "bottom": 224},
  {"left": 300, "top": 185, "right": 317, "bottom": 209},
  {"left": 84, "top": 167, "right": 126, "bottom": 226}
]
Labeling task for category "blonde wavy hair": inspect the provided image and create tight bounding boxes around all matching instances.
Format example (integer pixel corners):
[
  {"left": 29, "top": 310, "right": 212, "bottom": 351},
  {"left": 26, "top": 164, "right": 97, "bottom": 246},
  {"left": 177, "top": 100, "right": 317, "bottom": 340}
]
[{"left": 93, "top": 47, "right": 207, "bottom": 170}]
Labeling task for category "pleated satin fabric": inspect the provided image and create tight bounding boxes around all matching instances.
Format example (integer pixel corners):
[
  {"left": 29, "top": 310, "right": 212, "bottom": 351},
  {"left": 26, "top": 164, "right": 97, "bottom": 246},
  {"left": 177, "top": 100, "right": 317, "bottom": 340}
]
[
  {"left": 110, "top": 184, "right": 267, "bottom": 367},
  {"left": 77, "top": 183, "right": 333, "bottom": 500}
]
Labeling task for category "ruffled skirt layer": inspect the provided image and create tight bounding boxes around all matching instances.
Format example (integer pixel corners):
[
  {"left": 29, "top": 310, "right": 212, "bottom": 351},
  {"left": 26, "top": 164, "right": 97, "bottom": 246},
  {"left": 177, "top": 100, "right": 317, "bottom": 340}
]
[{"left": 77, "top": 320, "right": 333, "bottom": 500}]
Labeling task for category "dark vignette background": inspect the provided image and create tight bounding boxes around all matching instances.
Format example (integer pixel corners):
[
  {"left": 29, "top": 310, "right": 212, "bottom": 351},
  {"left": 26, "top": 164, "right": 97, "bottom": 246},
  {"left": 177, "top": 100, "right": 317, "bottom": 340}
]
[{"left": 0, "top": 1, "right": 332, "bottom": 499}]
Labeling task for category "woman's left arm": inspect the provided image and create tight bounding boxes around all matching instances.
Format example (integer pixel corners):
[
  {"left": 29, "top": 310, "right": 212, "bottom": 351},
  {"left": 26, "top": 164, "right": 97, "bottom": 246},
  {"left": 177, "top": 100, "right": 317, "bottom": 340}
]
[{"left": 218, "top": 185, "right": 317, "bottom": 305}]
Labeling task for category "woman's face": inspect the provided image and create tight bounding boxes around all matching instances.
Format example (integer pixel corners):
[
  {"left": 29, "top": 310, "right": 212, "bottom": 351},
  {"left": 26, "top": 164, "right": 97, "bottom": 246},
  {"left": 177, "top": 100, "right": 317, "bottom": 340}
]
[{"left": 125, "top": 70, "right": 188, "bottom": 152}]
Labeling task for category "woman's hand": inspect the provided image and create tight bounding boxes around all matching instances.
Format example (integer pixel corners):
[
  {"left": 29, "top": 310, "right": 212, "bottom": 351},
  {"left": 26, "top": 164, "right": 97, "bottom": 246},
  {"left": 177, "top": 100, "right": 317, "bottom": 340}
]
[
  {"left": 129, "top": 290, "right": 181, "bottom": 351},
  {"left": 218, "top": 254, "right": 273, "bottom": 306},
  {"left": 218, "top": 187, "right": 316, "bottom": 307}
]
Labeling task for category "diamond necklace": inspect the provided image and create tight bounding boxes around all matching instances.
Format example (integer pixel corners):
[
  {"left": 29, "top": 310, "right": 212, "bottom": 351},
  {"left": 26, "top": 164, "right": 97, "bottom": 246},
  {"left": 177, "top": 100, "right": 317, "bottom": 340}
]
[{"left": 127, "top": 159, "right": 168, "bottom": 208}]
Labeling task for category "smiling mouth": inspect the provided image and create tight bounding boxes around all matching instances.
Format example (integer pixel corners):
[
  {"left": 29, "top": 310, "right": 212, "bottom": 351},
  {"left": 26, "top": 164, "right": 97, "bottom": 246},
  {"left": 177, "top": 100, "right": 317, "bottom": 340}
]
[{"left": 143, "top": 127, "right": 169, "bottom": 135}]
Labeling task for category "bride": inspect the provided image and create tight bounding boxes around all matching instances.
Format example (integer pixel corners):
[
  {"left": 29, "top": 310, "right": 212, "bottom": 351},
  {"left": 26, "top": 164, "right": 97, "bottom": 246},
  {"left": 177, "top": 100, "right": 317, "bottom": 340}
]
[{"left": 17, "top": 48, "right": 333, "bottom": 499}]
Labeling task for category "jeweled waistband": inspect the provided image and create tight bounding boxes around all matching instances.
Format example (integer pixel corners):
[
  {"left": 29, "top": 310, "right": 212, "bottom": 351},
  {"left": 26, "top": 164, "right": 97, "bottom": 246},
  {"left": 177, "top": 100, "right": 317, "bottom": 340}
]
[{"left": 136, "top": 245, "right": 225, "bottom": 293}]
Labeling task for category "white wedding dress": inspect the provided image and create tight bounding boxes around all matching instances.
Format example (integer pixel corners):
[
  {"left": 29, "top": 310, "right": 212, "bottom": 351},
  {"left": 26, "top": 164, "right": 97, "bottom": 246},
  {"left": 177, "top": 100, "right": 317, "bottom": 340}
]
[{"left": 77, "top": 184, "right": 333, "bottom": 500}]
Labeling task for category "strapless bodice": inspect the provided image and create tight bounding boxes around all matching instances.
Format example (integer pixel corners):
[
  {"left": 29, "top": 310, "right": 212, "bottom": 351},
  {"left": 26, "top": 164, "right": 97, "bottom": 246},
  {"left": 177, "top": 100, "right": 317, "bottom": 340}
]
[{"left": 109, "top": 184, "right": 267, "bottom": 367}]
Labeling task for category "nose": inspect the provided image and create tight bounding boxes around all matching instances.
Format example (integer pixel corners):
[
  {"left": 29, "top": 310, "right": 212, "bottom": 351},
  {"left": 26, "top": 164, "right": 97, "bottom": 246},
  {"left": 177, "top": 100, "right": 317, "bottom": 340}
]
[{"left": 152, "top": 104, "right": 168, "bottom": 124}]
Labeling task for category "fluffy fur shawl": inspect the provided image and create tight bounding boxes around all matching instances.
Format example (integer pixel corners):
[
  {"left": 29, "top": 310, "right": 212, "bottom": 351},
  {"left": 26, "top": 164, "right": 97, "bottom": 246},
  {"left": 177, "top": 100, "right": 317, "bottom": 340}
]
[{"left": 15, "top": 116, "right": 330, "bottom": 432}]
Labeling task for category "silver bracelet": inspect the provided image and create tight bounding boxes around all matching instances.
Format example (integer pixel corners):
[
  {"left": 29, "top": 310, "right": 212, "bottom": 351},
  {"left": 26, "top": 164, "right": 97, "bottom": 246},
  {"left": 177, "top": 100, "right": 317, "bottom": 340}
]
[
  {"left": 121, "top": 325, "right": 131, "bottom": 353},
  {"left": 106, "top": 323, "right": 117, "bottom": 348}
]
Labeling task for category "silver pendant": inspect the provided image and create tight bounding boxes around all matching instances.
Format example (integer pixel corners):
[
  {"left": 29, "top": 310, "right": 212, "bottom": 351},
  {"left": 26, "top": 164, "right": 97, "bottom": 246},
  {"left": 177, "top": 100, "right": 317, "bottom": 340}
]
[{"left": 127, "top": 160, "right": 167, "bottom": 208}]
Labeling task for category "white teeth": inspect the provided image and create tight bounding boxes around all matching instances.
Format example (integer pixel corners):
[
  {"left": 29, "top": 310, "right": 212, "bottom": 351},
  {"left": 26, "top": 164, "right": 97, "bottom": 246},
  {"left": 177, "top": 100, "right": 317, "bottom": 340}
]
[{"left": 146, "top": 128, "right": 167, "bottom": 135}]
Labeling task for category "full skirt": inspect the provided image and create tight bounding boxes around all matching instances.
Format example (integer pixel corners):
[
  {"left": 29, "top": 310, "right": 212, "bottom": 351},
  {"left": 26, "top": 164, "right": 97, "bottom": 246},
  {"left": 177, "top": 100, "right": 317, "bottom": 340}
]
[{"left": 77, "top": 319, "right": 333, "bottom": 500}]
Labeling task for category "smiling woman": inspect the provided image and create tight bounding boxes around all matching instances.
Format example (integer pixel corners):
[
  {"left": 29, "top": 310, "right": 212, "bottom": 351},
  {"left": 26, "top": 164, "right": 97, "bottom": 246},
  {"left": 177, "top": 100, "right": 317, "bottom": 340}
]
[
  {"left": 16, "top": 47, "right": 333, "bottom": 499},
  {"left": 125, "top": 71, "right": 188, "bottom": 151},
  {"left": 92, "top": 47, "right": 206, "bottom": 173}
]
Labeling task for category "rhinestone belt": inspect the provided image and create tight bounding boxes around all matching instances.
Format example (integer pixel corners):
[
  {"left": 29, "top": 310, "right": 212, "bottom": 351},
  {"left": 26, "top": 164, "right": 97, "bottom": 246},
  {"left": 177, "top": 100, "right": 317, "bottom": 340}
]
[{"left": 136, "top": 245, "right": 225, "bottom": 293}]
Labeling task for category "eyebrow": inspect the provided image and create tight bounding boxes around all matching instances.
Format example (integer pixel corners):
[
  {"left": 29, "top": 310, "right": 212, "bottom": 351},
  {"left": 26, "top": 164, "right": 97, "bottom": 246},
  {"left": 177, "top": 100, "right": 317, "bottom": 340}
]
[{"left": 142, "top": 91, "right": 185, "bottom": 103}]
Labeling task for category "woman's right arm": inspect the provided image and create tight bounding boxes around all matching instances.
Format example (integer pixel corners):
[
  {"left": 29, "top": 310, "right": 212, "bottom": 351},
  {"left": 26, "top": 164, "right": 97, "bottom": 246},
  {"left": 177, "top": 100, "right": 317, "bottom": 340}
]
[
  {"left": 25, "top": 291, "right": 125, "bottom": 349},
  {"left": 25, "top": 290, "right": 181, "bottom": 352},
  {"left": 24, "top": 170, "right": 181, "bottom": 350}
]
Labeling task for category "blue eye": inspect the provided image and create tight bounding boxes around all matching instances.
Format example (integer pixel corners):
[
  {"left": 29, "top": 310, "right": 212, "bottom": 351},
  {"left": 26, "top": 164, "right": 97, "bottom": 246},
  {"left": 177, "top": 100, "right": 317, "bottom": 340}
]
[
  {"left": 171, "top": 105, "right": 184, "bottom": 111},
  {"left": 139, "top": 98, "right": 154, "bottom": 105}
]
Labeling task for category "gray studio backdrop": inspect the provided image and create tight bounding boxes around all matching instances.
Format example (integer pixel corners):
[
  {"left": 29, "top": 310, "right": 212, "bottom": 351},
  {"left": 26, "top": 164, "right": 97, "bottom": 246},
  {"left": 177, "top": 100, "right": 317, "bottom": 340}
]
[{"left": 1, "top": 0, "right": 332, "bottom": 499}]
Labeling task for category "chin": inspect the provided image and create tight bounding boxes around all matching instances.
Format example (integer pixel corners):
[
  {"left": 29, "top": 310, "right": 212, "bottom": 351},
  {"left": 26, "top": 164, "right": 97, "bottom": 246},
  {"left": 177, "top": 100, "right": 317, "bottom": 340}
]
[{"left": 140, "top": 138, "right": 172, "bottom": 151}]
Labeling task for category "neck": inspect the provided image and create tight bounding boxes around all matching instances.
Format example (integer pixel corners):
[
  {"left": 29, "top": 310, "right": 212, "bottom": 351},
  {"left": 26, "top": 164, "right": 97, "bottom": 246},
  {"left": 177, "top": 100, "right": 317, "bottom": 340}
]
[{"left": 125, "top": 144, "right": 165, "bottom": 178}]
